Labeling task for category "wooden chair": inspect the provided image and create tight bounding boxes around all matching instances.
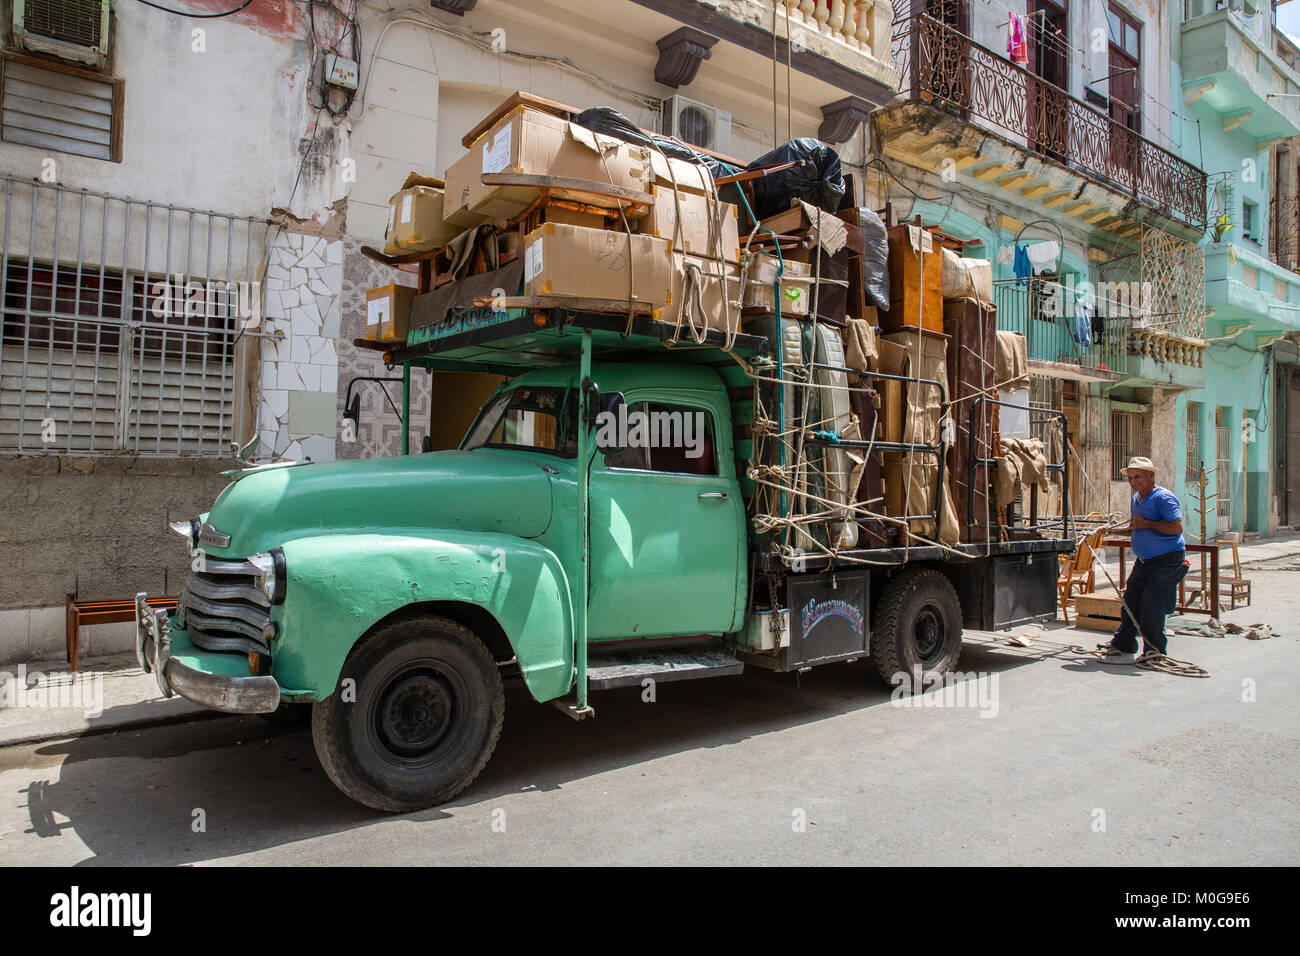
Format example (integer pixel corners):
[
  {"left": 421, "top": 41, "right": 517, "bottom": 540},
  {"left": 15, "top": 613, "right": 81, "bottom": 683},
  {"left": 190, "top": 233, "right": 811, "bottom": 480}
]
[
  {"left": 1217, "top": 532, "right": 1252, "bottom": 609},
  {"left": 1058, "top": 528, "right": 1104, "bottom": 623},
  {"left": 1181, "top": 533, "right": 1251, "bottom": 610}
]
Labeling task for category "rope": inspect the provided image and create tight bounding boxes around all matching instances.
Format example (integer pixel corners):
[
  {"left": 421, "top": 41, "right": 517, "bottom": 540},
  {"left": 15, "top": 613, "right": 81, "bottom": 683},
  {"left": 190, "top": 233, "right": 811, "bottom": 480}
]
[{"left": 1067, "top": 644, "right": 1210, "bottom": 678}]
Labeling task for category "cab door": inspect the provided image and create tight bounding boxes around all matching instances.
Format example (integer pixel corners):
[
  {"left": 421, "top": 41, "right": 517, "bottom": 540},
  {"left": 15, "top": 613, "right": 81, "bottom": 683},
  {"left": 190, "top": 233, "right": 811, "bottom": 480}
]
[{"left": 587, "top": 394, "right": 744, "bottom": 641}]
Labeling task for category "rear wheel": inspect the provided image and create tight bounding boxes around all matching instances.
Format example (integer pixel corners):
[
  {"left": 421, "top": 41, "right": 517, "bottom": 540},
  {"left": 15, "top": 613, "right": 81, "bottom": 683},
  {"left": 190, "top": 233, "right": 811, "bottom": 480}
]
[
  {"left": 311, "top": 615, "right": 504, "bottom": 812},
  {"left": 870, "top": 569, "right": 963, "bottom": 689}
]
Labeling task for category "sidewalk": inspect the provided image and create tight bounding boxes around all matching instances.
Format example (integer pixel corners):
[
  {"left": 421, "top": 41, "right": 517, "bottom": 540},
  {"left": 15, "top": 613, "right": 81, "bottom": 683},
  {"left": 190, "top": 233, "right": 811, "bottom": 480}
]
[{"left": 0, "top": 652, "right": 215, "bottom": 748}]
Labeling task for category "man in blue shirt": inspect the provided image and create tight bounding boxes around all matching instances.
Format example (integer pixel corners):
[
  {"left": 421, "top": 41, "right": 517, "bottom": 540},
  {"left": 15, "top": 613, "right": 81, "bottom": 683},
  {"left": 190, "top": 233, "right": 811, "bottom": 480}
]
[{"left": 1101, "top": 457, "right": 1188, "bottom": 664}]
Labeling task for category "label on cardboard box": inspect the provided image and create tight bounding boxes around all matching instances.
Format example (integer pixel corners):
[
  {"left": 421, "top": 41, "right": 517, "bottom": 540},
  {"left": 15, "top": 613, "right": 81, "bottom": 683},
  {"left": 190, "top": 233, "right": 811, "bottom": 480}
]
[
  {"left": 366, "top": 297, "right": 387, "bottom": 334},
  {"left": 524, "top": 238, "right": 543, "bottom": 282},
  {"left": 400, "top": 194, "right": 413, "bottom": 224},
  {"left": 483, "top": 124, "right": 512, "bottom": 175}
]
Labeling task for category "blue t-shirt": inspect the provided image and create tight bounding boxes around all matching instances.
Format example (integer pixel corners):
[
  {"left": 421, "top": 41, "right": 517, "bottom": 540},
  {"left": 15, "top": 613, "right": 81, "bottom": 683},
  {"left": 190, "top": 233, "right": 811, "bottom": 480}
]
[{"left": 1131, "top": 486, "right": 1185, "bottom": 560}]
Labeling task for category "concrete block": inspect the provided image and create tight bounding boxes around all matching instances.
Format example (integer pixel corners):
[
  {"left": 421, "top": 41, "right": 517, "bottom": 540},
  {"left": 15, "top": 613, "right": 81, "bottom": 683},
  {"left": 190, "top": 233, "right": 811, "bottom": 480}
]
[
  {"left": 28, "top": 606, "right": 65, "bottom": 661},
  {"left": 0, "top": 609, "right": 29, "bottom": 665},
  {"left": 87, "top": 620, "right": 135, "bottom": 657}
]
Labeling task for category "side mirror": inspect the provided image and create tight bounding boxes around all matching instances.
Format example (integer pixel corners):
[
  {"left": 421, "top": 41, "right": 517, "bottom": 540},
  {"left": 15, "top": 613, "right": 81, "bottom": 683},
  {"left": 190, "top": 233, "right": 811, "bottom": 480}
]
[
  {"left": 598, "top": 391, "right": 625, "bottom": 421},
  {"left": 343, "top": 393, "right": 360, "bottom": 433}
]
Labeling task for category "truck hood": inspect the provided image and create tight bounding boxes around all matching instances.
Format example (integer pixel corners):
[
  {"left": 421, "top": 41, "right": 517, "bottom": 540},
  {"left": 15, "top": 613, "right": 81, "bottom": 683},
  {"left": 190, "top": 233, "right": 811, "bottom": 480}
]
[{"left": 202, "top": 450, "right": 554, "bottom": 556}]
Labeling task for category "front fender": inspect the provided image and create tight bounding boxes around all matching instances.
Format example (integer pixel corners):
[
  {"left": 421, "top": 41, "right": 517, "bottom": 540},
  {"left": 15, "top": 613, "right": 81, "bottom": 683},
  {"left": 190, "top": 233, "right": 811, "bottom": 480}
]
[{"left": 271, "top": 532, "right": 574, "bottom": 703}]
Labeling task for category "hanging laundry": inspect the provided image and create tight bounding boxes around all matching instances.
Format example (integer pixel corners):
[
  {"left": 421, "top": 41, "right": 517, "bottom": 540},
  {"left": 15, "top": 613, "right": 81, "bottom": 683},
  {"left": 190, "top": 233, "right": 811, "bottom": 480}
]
[
  {"left": 1013, "top": 245, "right": 1032, "bottom": 284},
  {"left": 996, "top": 245, "right": 1015, "bottom": 266},
  {"left": 1026, "top": 239, "right": 1060, "bottom": 274},
  {"left": 1008, "top": 13, "right": 1029, "bottom": 67},
  {"left": 1091, "top": 307, "right": 1105, "bottom": 345},
  {"left": 1073, "top": 295, "right": 1092, "bottom": 346}
]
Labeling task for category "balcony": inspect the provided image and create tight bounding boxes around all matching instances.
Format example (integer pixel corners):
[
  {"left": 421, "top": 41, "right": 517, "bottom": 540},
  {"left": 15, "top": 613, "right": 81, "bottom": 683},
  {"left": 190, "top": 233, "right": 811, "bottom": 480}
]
[
  {"left": 884, "top": 14, "right": 1207, "bottom": 232},
  {"left": 992, "top": 280, "right": 1125, "bottom": 381},
  {"left": 1180, "top": 8, "right": 1300, "bottom": 144}
]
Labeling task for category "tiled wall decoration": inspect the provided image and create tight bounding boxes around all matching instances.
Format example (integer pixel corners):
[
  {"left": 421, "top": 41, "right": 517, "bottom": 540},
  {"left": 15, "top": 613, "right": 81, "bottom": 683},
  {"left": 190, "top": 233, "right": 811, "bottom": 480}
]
[
  {"left": 336, "top": 235, "right": 432, "bottom": 460},
  {"left": 259, "top": 232, "right": 343, "bottom": 461}
]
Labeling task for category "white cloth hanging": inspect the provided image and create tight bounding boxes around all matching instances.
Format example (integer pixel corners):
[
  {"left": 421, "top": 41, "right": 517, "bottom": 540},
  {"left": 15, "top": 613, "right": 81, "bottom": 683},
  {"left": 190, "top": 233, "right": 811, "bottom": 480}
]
[{"left": 1026, "top": 240, "right": 1060, "bottom": 274}]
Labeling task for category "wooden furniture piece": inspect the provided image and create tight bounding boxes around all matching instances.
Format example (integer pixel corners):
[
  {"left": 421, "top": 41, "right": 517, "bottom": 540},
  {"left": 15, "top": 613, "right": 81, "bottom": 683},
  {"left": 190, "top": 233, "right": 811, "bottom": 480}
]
[
  {"left": 66, "top": 593, "right": 178, "bottom": 672},
  {"left": 1104, "top": 538, "right": 1220, "bottom": 620},
  {"left": 1072, "top": 593, "right": 1124, "bottom": 632},
  {"left": 1183, "top": 532, "right": 1251, "bottom": 610},
  {"left": 1058, "top": 527, "right": 1104, "bottom": 623}
]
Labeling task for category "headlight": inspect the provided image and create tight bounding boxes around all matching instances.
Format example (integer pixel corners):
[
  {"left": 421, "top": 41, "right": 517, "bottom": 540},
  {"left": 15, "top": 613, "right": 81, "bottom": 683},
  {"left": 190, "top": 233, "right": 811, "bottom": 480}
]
[
  {"left": 247, "top": 549, "right": 287, "bottom": 605},
  {"left": 169, "top": 518, "right": 200, "bottom": 548}
]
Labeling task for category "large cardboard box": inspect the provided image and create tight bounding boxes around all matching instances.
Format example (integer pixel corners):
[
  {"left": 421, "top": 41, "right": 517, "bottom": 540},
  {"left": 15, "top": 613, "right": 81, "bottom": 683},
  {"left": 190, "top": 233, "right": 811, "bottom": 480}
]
[
  {"left": 384, "top": 173, "right": 461, "bottom": 255},
  {"left": 443, "top": 108, "right": 653, "bottom": 228},
  {"left": 522, "top": 222, "right": 673, "bottom": 309},
  {"left": 366, "top": 284, "right": 416, "bottom": 342},
  {"left": 661, "top": 252, "right": 741, "bottom": 334},
  {"left": 638, "top": 186, "right": 740, "bottom": 260},
  {"left": 742, "top": 254, "right": 811, "bottom": 317}
]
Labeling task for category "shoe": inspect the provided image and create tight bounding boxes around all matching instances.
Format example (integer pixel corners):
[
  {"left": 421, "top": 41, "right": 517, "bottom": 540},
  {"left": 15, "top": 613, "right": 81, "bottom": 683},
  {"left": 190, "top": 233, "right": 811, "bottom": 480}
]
[{"left": 1097, "top": 647, "right": 1140, "bottom": 664}]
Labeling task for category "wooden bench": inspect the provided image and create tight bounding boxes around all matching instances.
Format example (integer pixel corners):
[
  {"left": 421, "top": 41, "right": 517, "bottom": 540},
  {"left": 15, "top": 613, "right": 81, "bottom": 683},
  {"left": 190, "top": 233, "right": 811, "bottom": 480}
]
[{"left": 65, "top": 593, "right": 178, "bottom": 672}]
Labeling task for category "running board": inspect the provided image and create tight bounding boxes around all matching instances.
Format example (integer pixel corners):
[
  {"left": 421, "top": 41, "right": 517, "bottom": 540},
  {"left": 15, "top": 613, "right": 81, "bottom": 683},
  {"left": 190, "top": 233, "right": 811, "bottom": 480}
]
[{"left": 585, "top": 645, "right": 744, "bottom": 691}]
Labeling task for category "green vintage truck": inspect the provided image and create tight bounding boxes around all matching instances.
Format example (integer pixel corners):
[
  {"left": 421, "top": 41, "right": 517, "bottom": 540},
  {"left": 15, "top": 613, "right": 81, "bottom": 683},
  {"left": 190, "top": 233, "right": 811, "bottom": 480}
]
[{"left": 137, "top": 307, "right": 1074, "bottom": 811}]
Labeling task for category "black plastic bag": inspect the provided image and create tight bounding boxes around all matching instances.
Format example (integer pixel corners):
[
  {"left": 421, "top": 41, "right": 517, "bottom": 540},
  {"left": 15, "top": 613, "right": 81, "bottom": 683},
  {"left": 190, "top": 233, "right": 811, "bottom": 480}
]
[
  {"left": 573, "top": 107, "right": 735, "bottom": 178},
  {"left": 747, "top": 138, "right": 844, "bottom": 220},
  {"left": 858, "top": 206, "right": 890, "bottom": 310}
]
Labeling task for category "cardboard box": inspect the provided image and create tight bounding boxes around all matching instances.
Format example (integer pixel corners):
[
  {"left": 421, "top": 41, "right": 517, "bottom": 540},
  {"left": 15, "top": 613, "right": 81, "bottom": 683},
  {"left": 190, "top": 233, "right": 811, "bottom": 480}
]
[
  {"left": 638, "top": 186, "right": 739, "bottom": 260},
  {"left": 384, "top": 173, "right": 461, "bottom": 254},
  {"left": 661, "top": 252, "right": 741, "bottom": 334},
  {"left": 522, "top": 222, "right": 673, "bottom": 308},
  {"left": 743, "top": 254, "right": 811, "bottom": 317},
  {"left": 443, "top": 107, "right": 653, "bottom": 228},
  {"left": 366, "top": 284, "right": 417, "bottom": 342}
]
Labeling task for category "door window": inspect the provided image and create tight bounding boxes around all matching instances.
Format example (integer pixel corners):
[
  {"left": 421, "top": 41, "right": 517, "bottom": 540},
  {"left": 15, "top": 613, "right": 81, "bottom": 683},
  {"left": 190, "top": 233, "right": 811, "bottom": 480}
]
[{"left": 600, "top": 401, "right": 718, "bottom": 476}]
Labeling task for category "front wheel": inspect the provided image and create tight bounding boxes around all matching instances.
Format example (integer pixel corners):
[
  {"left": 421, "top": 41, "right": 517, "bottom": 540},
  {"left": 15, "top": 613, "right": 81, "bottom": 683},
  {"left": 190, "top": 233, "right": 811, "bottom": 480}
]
[
  {"left": 870, "top": 569, "right": 963, "bottom": 689},
  {"left": 311, "top": 615, "right": 504, "bottom": 812}
]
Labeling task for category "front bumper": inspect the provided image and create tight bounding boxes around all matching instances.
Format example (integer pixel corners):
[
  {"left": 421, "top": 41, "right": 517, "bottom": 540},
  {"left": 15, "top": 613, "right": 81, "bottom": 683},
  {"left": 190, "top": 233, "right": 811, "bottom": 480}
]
[{"left": 135, "top": 593, "right": 281, "bottom": 714}]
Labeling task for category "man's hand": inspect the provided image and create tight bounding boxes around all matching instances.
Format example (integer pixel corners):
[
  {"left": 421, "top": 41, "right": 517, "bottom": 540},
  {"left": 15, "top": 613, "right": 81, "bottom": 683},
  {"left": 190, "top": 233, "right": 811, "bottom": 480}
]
[{"left": 1130, "top": 514, "right": 1148, "bottom": 531}]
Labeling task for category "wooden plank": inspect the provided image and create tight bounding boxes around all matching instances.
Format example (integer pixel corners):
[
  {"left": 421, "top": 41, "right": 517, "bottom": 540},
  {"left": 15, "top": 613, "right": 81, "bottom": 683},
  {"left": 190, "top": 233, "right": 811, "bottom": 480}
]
[
  {"left": 470, "top": 295, "right": 655, "bottom": 314},
  {"left": 1074, "top": 594, "right": 1123, "bottom": 617},
  {"left": 1074, "top": 615, "right": 1121, "bottom": 633},
  {"left": 480, "top": 172, "right": 654, "bottom": 208}
]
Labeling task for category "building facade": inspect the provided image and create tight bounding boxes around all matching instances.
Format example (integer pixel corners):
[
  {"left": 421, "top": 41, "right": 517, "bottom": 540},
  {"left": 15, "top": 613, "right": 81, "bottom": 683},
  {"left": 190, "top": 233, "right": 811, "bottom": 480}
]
[
  {"left": 0, "top": 0, "right": 902, "bottom": 661},
  {"left": 1172, "top": 0, "right": 1300, "bottom": 541},
  {"left": 875, "top": 0, "right": 1211, "bottom": 523}
]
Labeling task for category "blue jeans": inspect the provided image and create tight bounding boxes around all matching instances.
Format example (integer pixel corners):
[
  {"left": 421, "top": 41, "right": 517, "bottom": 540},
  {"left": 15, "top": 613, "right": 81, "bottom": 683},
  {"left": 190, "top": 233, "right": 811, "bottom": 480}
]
[{"left": 1111, "top": 550, "right": 1188, "bottom": 655}]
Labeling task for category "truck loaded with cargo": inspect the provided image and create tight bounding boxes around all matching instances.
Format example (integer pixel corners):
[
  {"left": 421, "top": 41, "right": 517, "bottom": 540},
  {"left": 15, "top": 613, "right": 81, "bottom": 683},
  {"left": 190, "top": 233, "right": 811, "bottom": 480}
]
[{"left": 136, "top": 93, "right": 1077, "bottom": 811}]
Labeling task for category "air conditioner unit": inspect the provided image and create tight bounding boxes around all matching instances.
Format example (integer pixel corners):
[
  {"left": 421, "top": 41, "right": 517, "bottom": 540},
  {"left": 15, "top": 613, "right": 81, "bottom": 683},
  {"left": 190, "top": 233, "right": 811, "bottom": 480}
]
[
  {"left": 12, "top": 0, "right": 112, "bottom": 70},
  {"left": 660, "top": 95, "right": 731, "bottom": 154}
]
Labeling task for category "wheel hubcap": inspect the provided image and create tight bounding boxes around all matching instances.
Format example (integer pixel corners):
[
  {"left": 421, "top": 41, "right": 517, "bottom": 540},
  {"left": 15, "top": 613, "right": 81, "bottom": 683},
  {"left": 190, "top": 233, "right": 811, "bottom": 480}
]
[
  {"left": 913, "top": 605, "right": 946, "bottom": 663},
  {"left": 378, "top": 672, "right": 455, "bottom": 758}
]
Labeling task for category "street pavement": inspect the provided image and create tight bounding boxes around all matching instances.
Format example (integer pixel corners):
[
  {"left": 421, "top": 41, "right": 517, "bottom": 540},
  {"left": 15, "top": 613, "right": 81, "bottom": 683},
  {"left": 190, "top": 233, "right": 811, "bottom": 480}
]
[{"left": 0, "top": 554, "right": 1296, "bottom": 865}]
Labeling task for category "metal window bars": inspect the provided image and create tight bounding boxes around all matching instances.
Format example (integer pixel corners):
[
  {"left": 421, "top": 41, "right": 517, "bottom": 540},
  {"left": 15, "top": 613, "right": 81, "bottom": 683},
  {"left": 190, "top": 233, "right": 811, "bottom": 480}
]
[{"left": 0, "top": 176, "right": 270, "bottom": 456}]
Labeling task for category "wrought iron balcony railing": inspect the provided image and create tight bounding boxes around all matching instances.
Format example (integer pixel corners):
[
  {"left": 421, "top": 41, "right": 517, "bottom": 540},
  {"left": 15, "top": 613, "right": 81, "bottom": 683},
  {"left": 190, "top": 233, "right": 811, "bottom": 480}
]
[
  {"left": 1270, "top": 195, "right": 1299, "bottom": 271},
  {"left": 891, "top": 14, "right": 1208, "bottom": 230},
  {"left": 992, "top": 279, "right": 1126, "bottom": 376}
]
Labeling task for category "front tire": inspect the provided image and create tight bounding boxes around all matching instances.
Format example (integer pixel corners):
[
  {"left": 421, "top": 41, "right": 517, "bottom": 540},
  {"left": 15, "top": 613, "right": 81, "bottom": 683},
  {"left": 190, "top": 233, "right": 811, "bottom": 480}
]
[
  {"left": 311, "top": 615, "right": 504, "bottom": 812},
  {"left": 871, "top": 569, "right": 963, "bottom": 689}
]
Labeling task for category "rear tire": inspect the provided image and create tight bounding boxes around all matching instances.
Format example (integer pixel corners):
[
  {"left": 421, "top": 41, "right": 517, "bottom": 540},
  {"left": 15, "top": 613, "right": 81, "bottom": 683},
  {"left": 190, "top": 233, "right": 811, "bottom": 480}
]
[
  {"left": 311, "top": 614, "right": 504, "bottom": 813},
  {"left": 870, "top": 569, "right": 963, "bottom": 689}
]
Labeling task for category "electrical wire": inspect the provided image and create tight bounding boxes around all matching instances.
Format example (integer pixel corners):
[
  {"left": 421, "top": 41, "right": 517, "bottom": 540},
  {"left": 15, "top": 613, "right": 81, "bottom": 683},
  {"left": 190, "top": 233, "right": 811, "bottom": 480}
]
[
  {"left": 134, "top": 0, "right": 254, "bottom": 17},
  {"left": 307, "top": 0, "right": 360, "bottom": 118}
]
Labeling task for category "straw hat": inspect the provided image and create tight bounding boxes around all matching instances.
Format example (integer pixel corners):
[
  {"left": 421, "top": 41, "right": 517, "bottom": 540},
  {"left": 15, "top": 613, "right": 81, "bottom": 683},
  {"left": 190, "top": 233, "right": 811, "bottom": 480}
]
[{"left": 1122, "top": 456, "right": 1157, "bottom": 476}]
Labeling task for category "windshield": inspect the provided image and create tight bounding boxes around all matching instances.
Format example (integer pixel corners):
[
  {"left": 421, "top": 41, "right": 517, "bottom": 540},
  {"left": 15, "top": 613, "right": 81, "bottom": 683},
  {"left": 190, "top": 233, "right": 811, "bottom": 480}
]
[{"left": 462, "top": 386, "right": 579, "bottom": 457}]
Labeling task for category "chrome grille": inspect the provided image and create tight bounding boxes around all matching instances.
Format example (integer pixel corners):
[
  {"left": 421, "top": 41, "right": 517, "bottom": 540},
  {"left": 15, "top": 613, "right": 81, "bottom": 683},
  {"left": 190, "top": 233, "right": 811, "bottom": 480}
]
[{"left": 180, "top": 557, "right": 273, "bottom": 656}]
